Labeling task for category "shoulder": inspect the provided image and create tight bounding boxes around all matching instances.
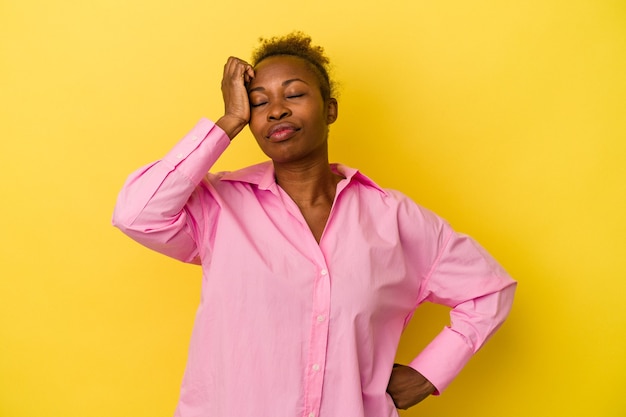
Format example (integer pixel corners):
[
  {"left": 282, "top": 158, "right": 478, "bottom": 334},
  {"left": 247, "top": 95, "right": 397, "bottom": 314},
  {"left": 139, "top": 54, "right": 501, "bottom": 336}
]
[
  {"left": 338, "top": 164, "right": 447, "bottom": 230},
  {"left": 384, "top": 188, "right": 448, "bottom": 232}
]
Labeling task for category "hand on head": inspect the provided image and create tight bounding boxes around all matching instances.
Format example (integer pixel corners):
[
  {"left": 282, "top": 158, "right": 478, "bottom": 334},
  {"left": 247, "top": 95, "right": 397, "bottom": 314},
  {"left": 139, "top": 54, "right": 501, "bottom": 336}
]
[{"left": 216, "top": 57, "right": 255, "bottom": 140}]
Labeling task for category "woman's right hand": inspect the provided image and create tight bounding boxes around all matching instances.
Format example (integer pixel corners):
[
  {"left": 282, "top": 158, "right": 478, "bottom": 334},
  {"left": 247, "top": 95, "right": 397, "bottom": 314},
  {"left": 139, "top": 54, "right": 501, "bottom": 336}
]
[{"left": 216, "top": 57, "right": 255, "bottom": 140}]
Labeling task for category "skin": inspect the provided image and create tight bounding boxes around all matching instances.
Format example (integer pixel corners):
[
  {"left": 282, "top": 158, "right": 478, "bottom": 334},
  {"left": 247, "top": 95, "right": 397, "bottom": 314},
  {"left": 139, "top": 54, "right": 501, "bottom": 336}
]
[
  {"left": 387, "top": 364, "right": 437, "bottom": 409},
  {"left": 217, "top": 55, "right": 340, "bottom": 242},
  {"left": 215, "top": 54, "right": 435, "bottom": 408}
]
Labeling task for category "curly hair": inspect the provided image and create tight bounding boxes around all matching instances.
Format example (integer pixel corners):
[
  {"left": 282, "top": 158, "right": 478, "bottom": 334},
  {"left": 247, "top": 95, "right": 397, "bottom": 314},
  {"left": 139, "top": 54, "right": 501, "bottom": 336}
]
[{"left": 251, "top": 31, "right": 336, "bottom": 102}]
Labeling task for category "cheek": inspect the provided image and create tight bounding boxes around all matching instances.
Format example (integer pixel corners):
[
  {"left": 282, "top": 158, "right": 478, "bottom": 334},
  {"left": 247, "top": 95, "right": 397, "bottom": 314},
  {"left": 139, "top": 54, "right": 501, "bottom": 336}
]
[{"left": 248, "top": 115, "right": 264, "bottom": 138}]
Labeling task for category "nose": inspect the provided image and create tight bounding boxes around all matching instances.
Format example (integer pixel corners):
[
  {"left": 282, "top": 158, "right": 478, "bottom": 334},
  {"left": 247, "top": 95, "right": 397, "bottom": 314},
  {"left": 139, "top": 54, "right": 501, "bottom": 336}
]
[{"left": 267, "top": 100, "right": 291, "bottom": 121}]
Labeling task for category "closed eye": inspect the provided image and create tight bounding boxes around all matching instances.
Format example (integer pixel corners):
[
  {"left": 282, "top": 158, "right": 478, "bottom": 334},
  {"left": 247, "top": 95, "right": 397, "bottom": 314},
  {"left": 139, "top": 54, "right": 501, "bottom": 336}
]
[
  {"left": 287, "top": 94, "right": 304, "bottom": 99},
  {"left": 250, "top": 102, "right": 267, "bottom": 108}
]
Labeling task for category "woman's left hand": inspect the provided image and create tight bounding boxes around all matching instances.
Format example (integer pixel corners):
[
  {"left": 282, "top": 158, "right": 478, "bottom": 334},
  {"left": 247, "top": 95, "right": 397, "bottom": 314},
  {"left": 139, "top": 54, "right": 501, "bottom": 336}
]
[{"left": 386, "top": 364, "right": 436, "bottom": 409}]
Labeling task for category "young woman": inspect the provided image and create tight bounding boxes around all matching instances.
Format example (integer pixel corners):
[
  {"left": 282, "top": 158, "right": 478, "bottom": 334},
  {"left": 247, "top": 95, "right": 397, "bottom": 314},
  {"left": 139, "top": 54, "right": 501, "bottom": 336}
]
[{"left": 113, "top": 32, "right": 516, "bottom": 417}]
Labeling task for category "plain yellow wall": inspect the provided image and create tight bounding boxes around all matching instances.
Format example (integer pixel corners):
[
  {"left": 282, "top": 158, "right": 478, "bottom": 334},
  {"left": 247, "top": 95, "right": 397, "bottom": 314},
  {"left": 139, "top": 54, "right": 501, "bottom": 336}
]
[{"left": 1, "top": 1, "right": 625, "bottom": 416}]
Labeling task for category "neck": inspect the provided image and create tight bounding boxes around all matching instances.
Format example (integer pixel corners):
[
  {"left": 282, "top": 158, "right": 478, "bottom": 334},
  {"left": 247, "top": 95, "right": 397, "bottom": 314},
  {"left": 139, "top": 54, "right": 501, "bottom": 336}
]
[{"left": 273, "top": 159, "right": 343, "bottom": 208}]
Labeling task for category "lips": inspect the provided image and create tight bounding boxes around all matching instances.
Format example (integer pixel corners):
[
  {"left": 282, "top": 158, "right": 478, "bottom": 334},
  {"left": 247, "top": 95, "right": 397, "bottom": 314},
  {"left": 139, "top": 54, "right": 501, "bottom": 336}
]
[{"left": 266, "top": 123, "right": 300, "bottom": 142}]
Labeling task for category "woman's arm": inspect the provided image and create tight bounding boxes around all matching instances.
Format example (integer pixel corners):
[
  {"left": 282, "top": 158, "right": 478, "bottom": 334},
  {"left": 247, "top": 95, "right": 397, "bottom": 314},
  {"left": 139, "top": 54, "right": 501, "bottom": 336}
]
[
  {"left": 111, "top": 119, "right": 231, "bottom": 263},
  {"left": 409, "top": 229, "right": 517, "bottom": 394},
  {"left": 112, "top": 57, "right": 255, "bottom": 263},
  {"left": 387, "top": 201, "right": 516, "bottom": 405}
]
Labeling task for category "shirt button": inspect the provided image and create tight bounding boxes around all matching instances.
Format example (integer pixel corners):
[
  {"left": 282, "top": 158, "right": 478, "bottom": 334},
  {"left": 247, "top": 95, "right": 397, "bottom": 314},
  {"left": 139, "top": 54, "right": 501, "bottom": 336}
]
[
  {"left": 320, "top": 269, "right": 328, "bottom": 276},
  {"left": 176, "top": 153, "right": 184, "bottom": 159},
  {"left": 317, "top": 315, "right": 325, "bottom": 322},
  {"left": 308, "top": 413, "right": 315, "bottom": 417},
  {"left": 190, "top": 135, "right": 198, "bottom": 141},
  {"left": 312, "top": 364, "right": 320, "bottom": 371}
]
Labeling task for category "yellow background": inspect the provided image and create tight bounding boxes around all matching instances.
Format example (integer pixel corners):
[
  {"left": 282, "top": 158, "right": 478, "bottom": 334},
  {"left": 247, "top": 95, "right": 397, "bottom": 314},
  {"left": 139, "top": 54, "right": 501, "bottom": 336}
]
[{"left": 1, "top": 0, "right": 625, "bottom": 416}]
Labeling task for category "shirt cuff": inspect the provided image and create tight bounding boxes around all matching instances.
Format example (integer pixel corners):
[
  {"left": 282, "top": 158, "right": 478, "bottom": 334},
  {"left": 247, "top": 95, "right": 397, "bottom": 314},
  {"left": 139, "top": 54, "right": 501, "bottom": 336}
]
[
  {"left": 408, "top": 326, "right": 474, "bottom": 395},
  {"left": 162, "top": 118, "right": 231, "bottom": 184}
]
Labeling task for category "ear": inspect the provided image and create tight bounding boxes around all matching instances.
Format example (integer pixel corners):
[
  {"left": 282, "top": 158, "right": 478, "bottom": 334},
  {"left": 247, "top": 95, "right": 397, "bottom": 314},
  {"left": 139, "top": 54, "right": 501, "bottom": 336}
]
[{"left": 326, "top": 98, "right": 338, "bottom": 124}]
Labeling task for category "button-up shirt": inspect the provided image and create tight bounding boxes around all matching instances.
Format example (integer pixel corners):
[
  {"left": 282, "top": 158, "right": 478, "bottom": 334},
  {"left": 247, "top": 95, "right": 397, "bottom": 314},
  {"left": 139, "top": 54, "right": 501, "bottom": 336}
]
[{"left": 112, "top": 118, "right": 516, "bottom": 417}]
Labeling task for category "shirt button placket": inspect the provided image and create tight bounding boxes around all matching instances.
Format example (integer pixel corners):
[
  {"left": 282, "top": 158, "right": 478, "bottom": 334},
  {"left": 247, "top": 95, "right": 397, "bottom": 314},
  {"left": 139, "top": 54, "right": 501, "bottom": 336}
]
[{"left": 304, "top": 266, "right": 331, "bottom": 417}]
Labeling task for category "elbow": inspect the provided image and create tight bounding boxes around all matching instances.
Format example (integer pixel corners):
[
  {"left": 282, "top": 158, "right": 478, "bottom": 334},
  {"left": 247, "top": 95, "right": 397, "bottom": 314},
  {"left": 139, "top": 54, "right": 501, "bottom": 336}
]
[
  {"left": 500, "top": 281, "right": 517, "bottom": 317},
  {"left": 450, "top": 281, "right": 517, "bottom": 351},
  {"left": 481, "top": 281, "right": 517, "bottom": 333},
  {"left": 111, "top": 199, "right": 157, "bottom": 239},
  {"left": 111, "top": 204, "right": 139, "bottom": 235}
]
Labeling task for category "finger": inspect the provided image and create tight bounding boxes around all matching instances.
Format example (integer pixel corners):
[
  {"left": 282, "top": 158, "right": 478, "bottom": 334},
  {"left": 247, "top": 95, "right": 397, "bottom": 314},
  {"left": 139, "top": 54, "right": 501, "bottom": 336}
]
[
  {"left": 223, "top": 57, "right": 240, "bottom": 80},
  {"left": 224, "top": 56, "right": 239, "bottom": 77},
  {"left": 243, "top": 65, "right": 255, "bottom": 84},
  {"left": 235, "top": 60, "right": 252, "bottom": 82},
  {"left": 225, "top": 57, "right": 250, "bottom": 76}
]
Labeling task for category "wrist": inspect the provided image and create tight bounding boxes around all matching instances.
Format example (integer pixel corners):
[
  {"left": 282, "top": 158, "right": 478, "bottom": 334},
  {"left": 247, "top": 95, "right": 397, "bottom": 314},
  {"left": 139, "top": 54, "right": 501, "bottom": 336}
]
[{"left": 216, "top": 115, "right": 248, "bottom": 140}]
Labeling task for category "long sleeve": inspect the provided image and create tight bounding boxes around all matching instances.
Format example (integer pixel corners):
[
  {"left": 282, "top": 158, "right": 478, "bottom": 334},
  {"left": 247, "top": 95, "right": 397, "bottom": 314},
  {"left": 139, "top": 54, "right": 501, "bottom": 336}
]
[
  {"left": 408, "top": 227, "right": 517, "bottom": 394},
  {"left": 112, "top": 118, "right": 230, "bottom": 263}
]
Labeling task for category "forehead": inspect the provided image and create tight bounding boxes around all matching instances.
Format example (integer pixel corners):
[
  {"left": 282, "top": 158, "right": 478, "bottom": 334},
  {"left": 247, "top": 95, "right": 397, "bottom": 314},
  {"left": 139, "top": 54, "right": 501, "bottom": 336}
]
[{"left": 250, "top": 55, "right": 319, "bottom": 88}]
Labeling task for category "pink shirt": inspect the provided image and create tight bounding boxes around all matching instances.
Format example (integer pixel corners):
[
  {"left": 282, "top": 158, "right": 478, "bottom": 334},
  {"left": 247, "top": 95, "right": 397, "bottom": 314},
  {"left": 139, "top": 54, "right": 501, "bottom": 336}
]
[{"left": 112, "top": 118, "right": 516, "bottom": 417}]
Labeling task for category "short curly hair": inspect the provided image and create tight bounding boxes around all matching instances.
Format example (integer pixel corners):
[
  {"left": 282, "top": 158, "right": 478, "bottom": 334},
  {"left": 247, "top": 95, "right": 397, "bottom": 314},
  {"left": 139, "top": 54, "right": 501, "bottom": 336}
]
[{"left": 251, "top": 31, "right": 336, "bottom": 102}]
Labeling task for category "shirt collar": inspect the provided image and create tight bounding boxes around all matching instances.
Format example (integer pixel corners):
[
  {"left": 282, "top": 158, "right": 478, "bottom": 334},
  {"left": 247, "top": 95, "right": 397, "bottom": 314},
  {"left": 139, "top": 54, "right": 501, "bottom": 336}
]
[{"left": 220, "top": 161, "right": 388, "bottom": 196}]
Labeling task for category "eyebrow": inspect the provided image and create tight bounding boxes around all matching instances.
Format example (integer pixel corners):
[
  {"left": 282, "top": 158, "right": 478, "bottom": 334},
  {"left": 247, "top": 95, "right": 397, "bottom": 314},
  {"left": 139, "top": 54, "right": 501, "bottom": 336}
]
[{"left": 248, "top": 78, "right": 309, "bottom": 93}]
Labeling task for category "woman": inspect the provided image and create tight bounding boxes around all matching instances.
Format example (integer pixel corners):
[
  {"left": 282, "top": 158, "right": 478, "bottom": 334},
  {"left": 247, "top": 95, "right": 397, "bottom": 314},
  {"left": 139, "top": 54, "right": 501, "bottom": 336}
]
[{"left": 113, "top": 32, "right": 516, "bottom": 417}]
